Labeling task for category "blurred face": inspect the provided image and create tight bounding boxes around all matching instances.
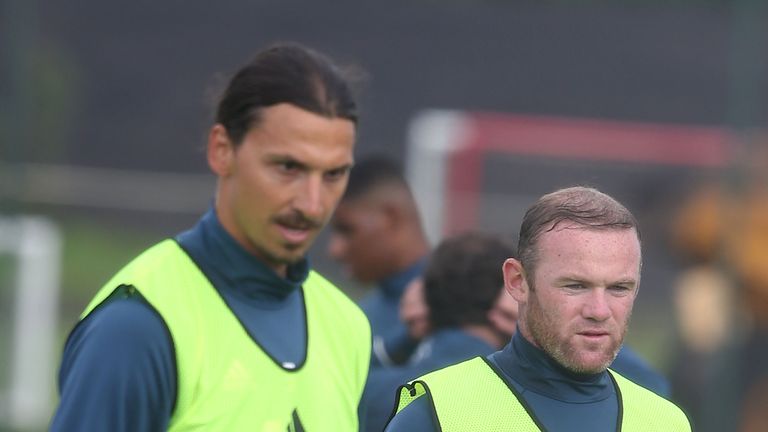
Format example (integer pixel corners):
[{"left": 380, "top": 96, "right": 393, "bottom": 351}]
[
  {"left": 328, "top": 199, "right": 392, "bottom": 283},
  {"left": 504, "top": 224, "right": 641, "bottom": 374},
  {"left": 209, "top": 103, "right": 355, "bottom": 276},
  {"left": 488, "top": 290, "right": 519, "bottom": 339},
  {"left": 400, "top": 278, "right": 430, "bottom": 340}
]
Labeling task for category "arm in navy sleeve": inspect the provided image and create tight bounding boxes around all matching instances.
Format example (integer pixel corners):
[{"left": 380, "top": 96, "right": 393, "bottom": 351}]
[
  {"left": 383, "top": 328, "right": 421, "bottom": 365},
  {"left": 383, "top": 394, "right": 438, "bottom": 431},
  {"left": 50, "top": 298, "right": 176, "bottom": 432}
]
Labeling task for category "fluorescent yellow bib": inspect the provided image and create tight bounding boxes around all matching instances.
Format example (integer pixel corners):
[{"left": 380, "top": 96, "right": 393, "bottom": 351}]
[
  {"left": 394, "top": 357, "right": 691, "bottom": 431},
  {"left": 83, "top": 240, "right": 370, "bottom": 431}
]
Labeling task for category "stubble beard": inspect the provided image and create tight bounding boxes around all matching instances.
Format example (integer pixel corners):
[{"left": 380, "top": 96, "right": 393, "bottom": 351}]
[
  {"left": 247, "top": 227, "right": 315, "bottom": 272},
  {"left": 525, "top": 289, "right": 627, "bottom": 375}
]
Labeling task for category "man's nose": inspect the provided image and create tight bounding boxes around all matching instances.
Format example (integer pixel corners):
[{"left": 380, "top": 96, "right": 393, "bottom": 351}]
[
  {"left": 583, "top": 289, "right": 611, "bottom": 321},
  {"left": 294, "top": 176, "right": 324, "bottom": 220}
]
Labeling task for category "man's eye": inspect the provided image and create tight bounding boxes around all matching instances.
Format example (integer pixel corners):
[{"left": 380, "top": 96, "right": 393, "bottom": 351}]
[
  {"left": 279, "top": 161, "right": 300, "bottom": 172},
  {"left": 325, "top": 167, "right": 349, "bottom": 181}
]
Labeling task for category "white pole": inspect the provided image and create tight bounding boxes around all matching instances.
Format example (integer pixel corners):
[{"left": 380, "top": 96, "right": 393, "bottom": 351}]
[
  {"left": 405, "top": 109, "right": 470, "bottom": 246},
  {"left": 6, "top": 216, "right": 62, "bottom": 429}
]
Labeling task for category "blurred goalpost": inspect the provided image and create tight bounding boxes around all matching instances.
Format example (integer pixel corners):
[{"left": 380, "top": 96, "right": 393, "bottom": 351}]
[
  {"left": 0, "top": 216, "right": 62, "bottom": 431},
  {"left": 404, "top": 109, "right": 733, "bottom": 246}
]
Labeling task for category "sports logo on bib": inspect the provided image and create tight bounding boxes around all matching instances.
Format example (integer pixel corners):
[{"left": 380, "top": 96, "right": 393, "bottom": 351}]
[{"left": 287, "top": 409, "right": 305, "bottom": 432}]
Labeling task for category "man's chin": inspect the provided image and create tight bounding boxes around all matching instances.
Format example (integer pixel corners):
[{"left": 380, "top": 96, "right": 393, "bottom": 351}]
[
  {"left": 276, "top": 250, "right": 307, "bottom": 265},
  {"left": 560, "top": 351, "right": 615, "bottom": 375},
  {"left": 577, "top": 363, "right": 611, "bottom": 375},
  {"left": 255, "top": 243, "right": 306, "bottom": 268},
  {"left": 565, "top": 362, "right": 610, "bottom": 375},
  {"left": 278, "top": 244, "right": 312, "bottom": 262}
]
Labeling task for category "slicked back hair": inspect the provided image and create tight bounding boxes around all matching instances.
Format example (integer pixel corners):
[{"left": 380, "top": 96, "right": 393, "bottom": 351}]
[
  {"left": 215, "top": 42, "right": 359, "bottom": 146},
  {"left": 517, "top": 186, "right": 641, "bottom": 288}
]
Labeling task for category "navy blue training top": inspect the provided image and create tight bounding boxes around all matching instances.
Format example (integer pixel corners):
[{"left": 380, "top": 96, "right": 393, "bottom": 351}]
[
  {"left": 359, "top": 257, "right": 426, "bottom": 367},
  {"left": 51, "top": 209, "right": 310, "bottom": 431},
  {"left": 385, "top": 332, "right": 620, "bottom": 431},
  {"left": 362, "top": 328, "right": 496, "bottom": 432}
]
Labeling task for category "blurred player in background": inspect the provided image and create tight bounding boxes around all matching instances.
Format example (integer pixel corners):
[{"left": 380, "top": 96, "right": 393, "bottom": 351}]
[
  {"left": 362, "top": 232, "right": 517, "bottom": 431},
  {"left": 329, "top": 156, "right": 430, "bottom": 367}
]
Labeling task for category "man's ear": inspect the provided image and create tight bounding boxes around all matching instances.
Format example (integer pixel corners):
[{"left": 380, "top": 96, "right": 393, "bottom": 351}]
[
  {"left": 379, "top": 201, "right": 402, "bottom": 230},
  {"left": 207, "top": 124, "right": 235, "bottom": 177},
  {"left": 503, "top": 258, "right": 529, "bottom": 304}
]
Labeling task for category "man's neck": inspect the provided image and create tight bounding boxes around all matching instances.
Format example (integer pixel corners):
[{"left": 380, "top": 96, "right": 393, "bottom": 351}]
[{"left": 463, "top": 324, "right": 506, "bottom": 350}]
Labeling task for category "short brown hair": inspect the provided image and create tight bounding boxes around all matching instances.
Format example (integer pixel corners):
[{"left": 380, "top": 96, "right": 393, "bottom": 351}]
[
  {"left": 425, "top": 232, "right": 515, "bottom": 329},
  {"left": 517, "top": 186, "right": 640, "bottom": 287}
]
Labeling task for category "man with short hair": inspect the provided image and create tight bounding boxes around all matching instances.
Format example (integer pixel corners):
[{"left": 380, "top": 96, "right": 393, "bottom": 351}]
[
  {"left": 328, "top": 156, "right": 430, "bottom": 366},
  {"left": 386, "top": 186, "right": 691, "bottom": 431},
  {"left": 362, "top": 232, "right": 518, "bottom": 432},
  {"left": 52, "top": 42, "right": 370, "bottom": 431}
]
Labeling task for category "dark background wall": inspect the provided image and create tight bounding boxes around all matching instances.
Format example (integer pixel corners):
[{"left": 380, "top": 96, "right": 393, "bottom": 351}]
[{"left": 5, "top": 1, "right": 762, "bottom": 173}]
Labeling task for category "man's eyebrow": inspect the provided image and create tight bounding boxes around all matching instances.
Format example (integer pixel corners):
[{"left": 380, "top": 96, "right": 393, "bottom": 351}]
[
  {"left": 554, "top": 276, "right": 638, "bottom": 287},
  {"left": 327, "top": 162, "right": 353, "bottom": 172},
  {"left": 266, "top": 154, "right": 299, "bottom": 162},
  {"left": 266, "top": 154, "right": 307, "bottom": 167},
  {"left": 554, "top": 275, "right": 586, "bottom": 284}
]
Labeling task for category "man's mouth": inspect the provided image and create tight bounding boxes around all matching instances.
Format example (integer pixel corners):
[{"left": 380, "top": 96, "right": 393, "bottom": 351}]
[
  {"left": 274, "top": 213, "right": 321, "bottom": 245},
  {"left": 578, "top": 331, "right": 610, "bottom": 340},
  {"left": 276, "top": 223, "right": 312, "bottom": 244}
]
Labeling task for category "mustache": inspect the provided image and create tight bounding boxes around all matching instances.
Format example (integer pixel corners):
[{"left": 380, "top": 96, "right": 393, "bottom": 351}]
[{"left": 273, "top": 211, "right": 323, "bottom": 230}]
